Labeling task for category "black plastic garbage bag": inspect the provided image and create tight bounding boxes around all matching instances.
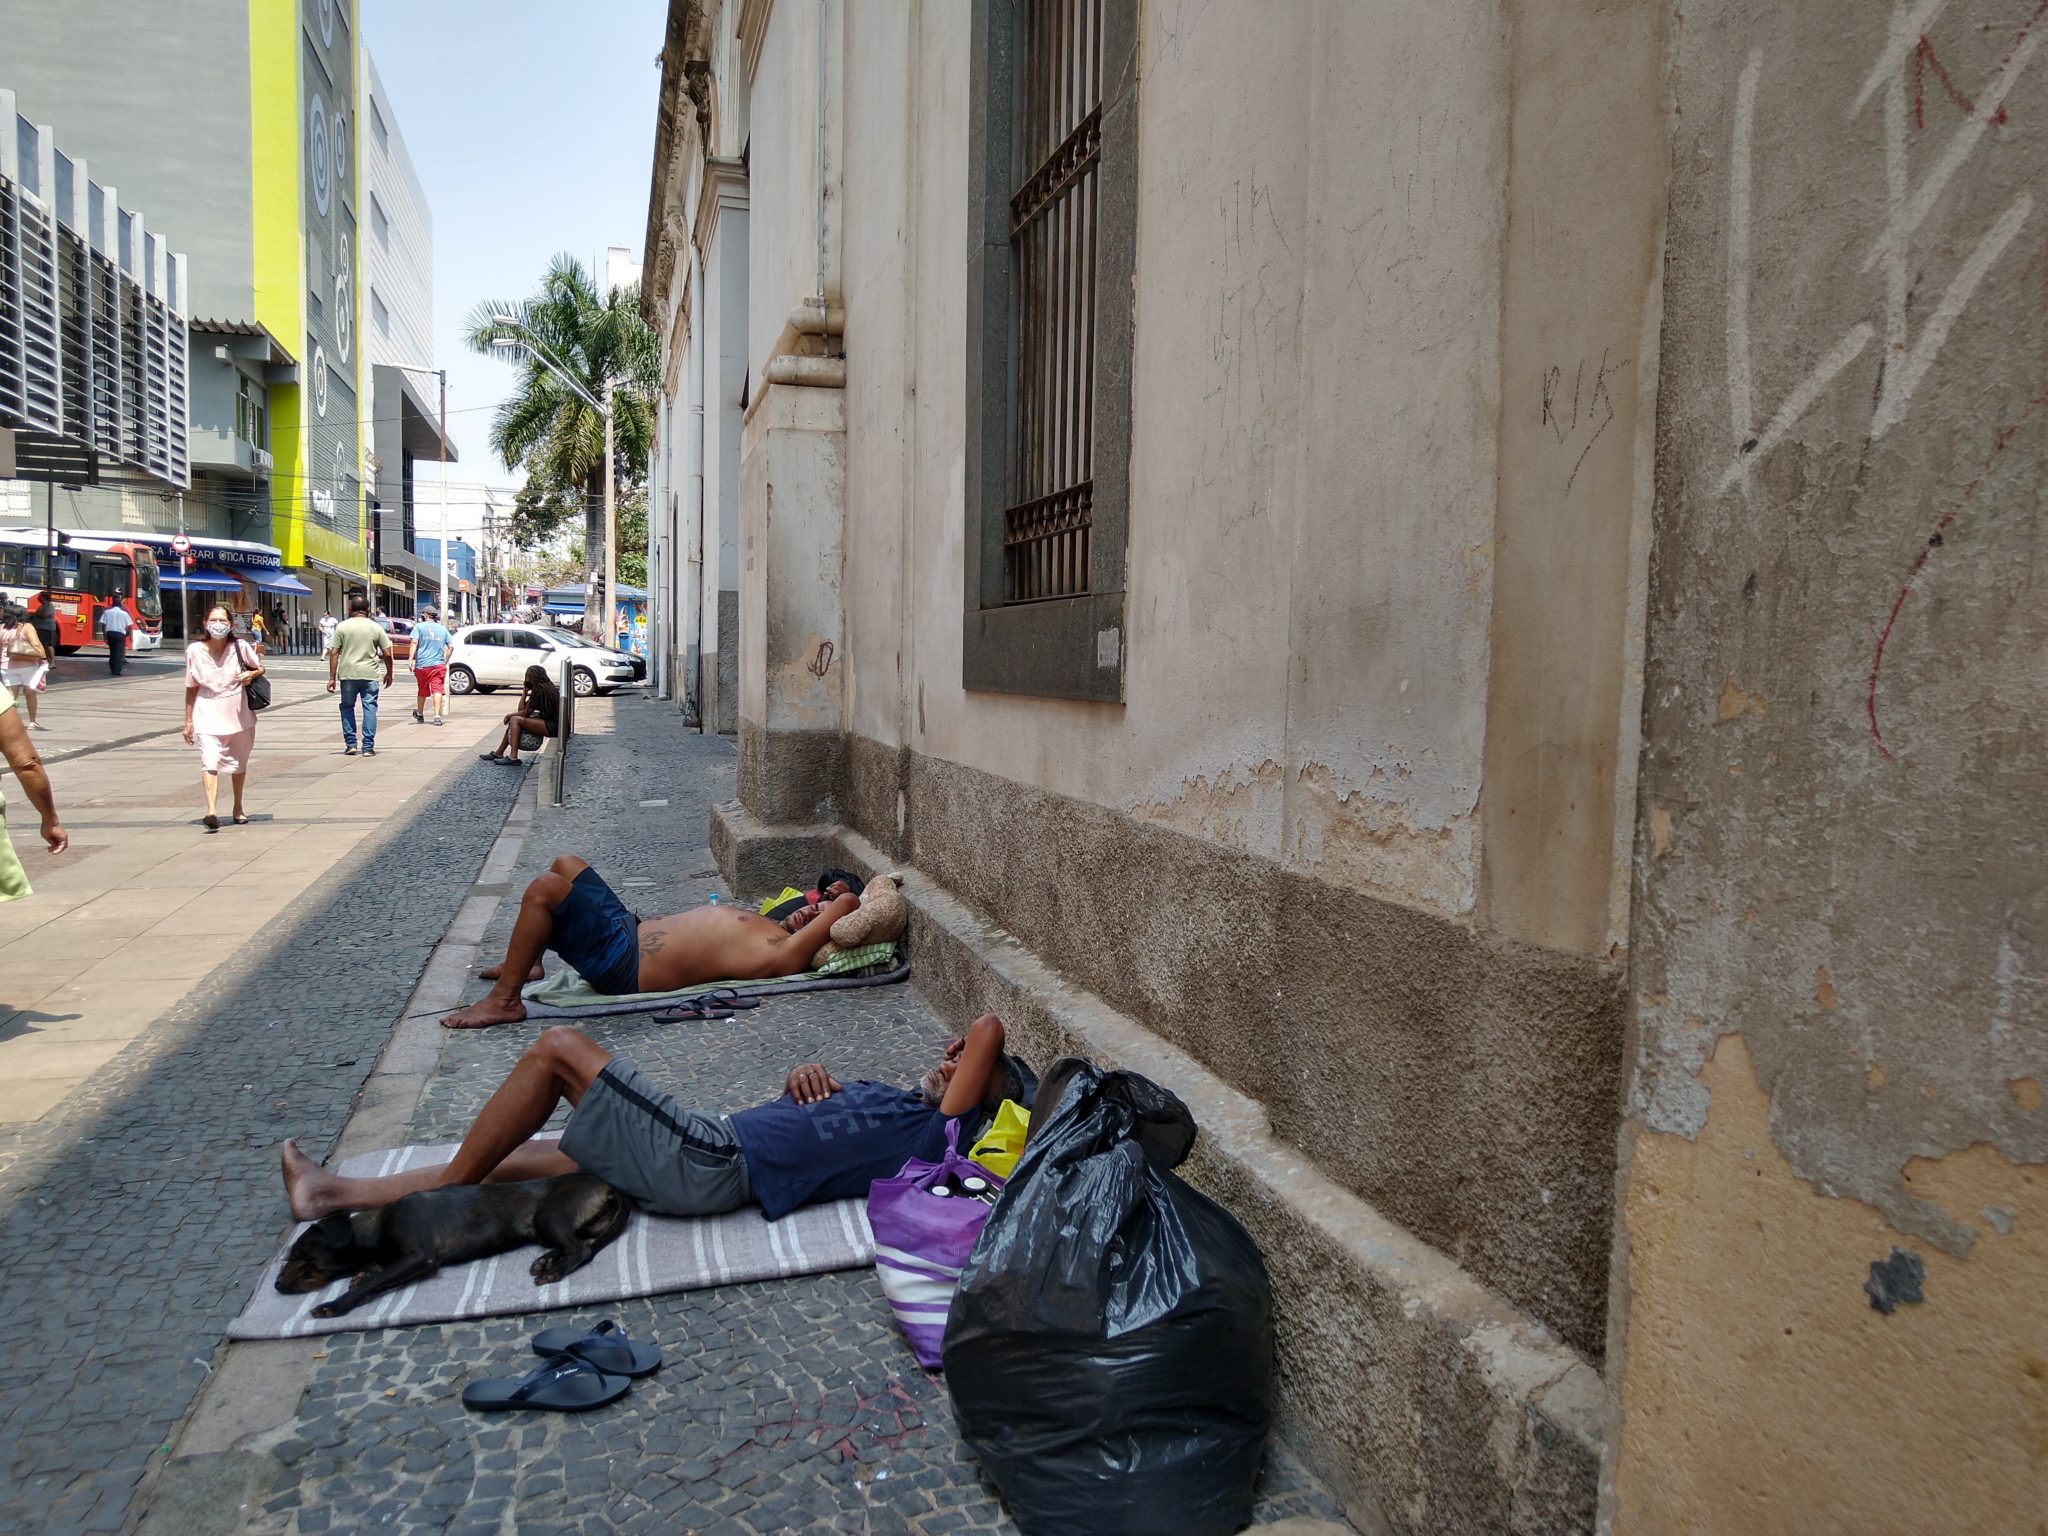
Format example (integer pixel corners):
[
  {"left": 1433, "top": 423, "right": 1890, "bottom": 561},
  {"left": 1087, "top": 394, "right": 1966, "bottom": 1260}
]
[{"left": 942, "top": 1058, "right": 1274, "bottom": 1536}]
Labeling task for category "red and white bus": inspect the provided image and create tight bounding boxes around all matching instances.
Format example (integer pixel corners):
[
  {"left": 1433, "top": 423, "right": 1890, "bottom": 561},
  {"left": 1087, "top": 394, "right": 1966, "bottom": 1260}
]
[{"left": 0, "top": 530, "right": 165, "bottom": 653}]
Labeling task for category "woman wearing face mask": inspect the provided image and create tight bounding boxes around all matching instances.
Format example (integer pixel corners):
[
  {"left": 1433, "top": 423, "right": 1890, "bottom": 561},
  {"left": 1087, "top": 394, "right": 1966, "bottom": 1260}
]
[{"left": 183, "top": 603, "right": 265, "bottom": 831}]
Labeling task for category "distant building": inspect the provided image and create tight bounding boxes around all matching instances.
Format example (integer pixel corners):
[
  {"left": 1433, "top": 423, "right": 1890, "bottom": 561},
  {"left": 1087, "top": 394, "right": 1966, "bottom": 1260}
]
[
  {"left": 362, "top": 48, "right": 452, "bottom": 618},
  {"left": 414, "top": 536, "right": 478, "bottom": 624},
  {"left": 605, "top": 244, "right": 642, "bottom": 296}
]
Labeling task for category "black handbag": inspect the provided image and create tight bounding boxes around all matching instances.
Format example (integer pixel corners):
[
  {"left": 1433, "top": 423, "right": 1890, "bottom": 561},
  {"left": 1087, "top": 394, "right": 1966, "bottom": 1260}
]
[{"left": 237, "top": 641, "right": 272, "bottom": 711}]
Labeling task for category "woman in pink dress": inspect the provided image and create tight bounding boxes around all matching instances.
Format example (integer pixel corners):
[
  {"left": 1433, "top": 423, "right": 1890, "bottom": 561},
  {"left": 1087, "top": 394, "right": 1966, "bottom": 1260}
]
[{"left": 183, "top": 603, "right": 265, "bottom": 832}]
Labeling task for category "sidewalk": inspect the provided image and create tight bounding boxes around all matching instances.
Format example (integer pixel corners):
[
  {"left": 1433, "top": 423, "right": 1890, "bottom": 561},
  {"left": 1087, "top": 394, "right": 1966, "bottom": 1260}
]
[
  {"left": 1, "top": 659, "right": 500, "bottom": 1122},
  {"left": 139, "top": 696, "right": 1355, "bottom": 1536},
  {"left": 0, "top": 678, "right": 523, "bottom": 1533}
]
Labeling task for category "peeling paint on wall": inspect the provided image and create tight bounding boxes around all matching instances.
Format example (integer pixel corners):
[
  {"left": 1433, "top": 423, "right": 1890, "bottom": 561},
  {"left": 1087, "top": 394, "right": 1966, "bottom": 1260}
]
[
  {"left": 1128, "top": 758, "right": 1285, "bottom": 853},
  {"left": 1613, "top": 1034, "right": 2047, "bottom": 1531},
  {"left": 1287, "top": 758, "right": 1476, "bottom": 918}
]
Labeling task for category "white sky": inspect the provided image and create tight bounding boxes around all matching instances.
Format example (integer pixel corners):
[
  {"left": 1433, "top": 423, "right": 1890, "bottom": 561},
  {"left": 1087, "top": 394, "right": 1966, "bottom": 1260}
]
[{"left": 359, "top": 0, "right": 668, "bottom": 544}]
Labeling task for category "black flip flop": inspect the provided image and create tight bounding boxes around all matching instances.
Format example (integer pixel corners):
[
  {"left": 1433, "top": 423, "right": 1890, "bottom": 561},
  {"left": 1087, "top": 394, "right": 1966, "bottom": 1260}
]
[
  {"left": 654, "top": 988, "right": 762, "bottom": 1024},
  {"left": 461, "top": 1353, "right": 630, "bottom": 1413},
  {"left": 530, "top": 1318, "right": 662, "bottom": 1378}
]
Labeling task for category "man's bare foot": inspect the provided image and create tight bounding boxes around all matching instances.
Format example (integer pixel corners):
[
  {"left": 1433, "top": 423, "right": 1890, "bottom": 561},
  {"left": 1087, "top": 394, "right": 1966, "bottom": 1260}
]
[
  {"left": 281, "top": 1139, "right": 341, "bottom": 1222},
  {"left": 440, "top": 996, "right": 529, "bottom": 1030},
  {"left": 478, "top": 960, "right": 544, "bottom": 982}
]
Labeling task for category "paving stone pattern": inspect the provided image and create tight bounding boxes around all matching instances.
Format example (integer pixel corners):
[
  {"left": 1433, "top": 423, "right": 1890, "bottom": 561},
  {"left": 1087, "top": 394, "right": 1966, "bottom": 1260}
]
[
  {"left": 245, "top": 700, "right": 1354, "bottom": 1535},
  {"left": 0, "top": 755, "right": 525, "bottom": 1535}
]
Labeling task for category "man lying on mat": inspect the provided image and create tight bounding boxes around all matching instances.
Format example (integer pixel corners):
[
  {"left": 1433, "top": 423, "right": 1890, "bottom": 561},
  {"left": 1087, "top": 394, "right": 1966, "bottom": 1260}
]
[
  {"left": 440, "top": 856, "right": 862, "bottom": 1029},
  {"left": 281, "top": 1015, "right": 1027, "bottom": 1224}
]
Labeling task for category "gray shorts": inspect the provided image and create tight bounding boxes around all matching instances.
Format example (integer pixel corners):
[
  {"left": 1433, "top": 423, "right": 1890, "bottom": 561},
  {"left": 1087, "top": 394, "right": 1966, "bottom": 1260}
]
[{"left": 559, "top": 1060, "right": 753, "bottom": 1217}]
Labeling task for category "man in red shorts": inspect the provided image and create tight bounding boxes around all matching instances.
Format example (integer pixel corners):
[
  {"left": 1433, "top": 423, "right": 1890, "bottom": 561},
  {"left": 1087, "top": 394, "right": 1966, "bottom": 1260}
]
[{"left": 409, "top": 605, "right": 453, "bottom": 727}]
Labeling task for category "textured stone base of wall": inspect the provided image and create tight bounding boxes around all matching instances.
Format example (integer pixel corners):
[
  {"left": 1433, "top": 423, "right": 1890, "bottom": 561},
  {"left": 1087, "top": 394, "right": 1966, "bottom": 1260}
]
[{"left": 831, "top": 737, "right": 1626, "bottom": 1360}]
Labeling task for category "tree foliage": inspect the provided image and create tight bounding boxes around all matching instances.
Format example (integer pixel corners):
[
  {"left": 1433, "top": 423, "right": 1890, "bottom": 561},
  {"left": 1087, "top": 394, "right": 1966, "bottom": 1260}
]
[
  {"left": 616, "top": 485, "right": 648, "bottom": 590},
  {"left": 465, "top": 255, "right": 661, "bottom": 607}
]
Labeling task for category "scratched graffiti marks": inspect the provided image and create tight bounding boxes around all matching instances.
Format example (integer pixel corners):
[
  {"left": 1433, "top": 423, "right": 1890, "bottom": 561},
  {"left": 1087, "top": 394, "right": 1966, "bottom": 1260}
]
[
  {"left": 1543, "top": 349, "right": 1632, "bottom": 494},
  {"left": 1720, "top": 1, "right": 2042, "bottom": 499},
  {"left": 1720, "top": 2, "right": 2048, "bottom": 758}
]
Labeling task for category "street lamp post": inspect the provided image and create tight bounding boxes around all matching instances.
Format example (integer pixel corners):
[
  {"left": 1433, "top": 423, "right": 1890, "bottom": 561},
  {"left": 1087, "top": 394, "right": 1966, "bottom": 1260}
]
[{"left": 489, "top": 319, "right": 613, "bottom": 644}]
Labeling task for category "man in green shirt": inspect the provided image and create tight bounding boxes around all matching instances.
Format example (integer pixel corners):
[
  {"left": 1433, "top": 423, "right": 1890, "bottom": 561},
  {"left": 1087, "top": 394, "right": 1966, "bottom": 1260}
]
[{"left": 326, "top": 595, "right": 394, "bottom": 757}]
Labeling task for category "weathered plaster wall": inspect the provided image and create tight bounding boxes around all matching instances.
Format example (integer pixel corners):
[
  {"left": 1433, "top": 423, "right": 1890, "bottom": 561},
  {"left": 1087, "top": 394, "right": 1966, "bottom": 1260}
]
[
  {"left": 811, "top": 0, "right": 1667, "bottom": 1352},
  {"left": 1609, "top": 0, "right": 2048, "bottom": 1523},
  {"left": 745, "top": 0, "right": 830, "bottom": 378},
  {"left": 836, "top": 0, "right": 1518, "bottom": 924},
  {"left": 1480, "top": 0, "right": 1667, "bottom": 959},
  {"left": 1611, "top": 1035, "right": 2046, "bottom": 1532}
]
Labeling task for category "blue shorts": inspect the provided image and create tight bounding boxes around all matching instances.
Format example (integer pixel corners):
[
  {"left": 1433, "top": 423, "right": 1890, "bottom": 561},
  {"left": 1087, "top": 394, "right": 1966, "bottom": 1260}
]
[{"left": 551, "top": 867, "right": 642, "bottom": 995}]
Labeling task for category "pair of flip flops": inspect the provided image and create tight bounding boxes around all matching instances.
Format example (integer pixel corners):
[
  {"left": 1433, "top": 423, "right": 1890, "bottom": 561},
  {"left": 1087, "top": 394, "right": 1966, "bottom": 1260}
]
[
  {"left": 460, "top": 1319, "right": 661, "bottom": 1413},
  {"left": 653, "top": 988, "right": 764, "bottom": 1024}
]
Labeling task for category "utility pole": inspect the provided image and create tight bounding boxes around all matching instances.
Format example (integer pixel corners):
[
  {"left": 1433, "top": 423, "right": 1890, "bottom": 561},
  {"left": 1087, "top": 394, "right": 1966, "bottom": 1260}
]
[
  {"left": 176, "top": 492, "right": 190, "bottom": 644},
  {"left": 437, "top": 367, "right": 450, "bottom": 632},
  {"left": 602, "top": 377, "right": 615, "bottom": 649}
]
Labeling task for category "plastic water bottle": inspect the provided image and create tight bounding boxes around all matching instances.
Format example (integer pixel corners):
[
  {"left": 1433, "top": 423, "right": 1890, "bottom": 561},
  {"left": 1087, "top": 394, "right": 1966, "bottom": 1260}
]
[{"left": 708, "top": 891, "right": 720, "bottom": 907}]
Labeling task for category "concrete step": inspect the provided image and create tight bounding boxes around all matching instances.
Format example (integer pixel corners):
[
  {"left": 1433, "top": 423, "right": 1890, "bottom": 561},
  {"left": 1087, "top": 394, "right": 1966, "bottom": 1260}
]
[{"left": 713, "top": 798, "right": 1604, "bottom": 1536}]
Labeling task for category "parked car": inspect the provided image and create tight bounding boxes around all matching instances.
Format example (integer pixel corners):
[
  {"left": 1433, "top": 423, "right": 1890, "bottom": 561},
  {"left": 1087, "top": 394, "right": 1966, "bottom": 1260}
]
[
  {"left": 376, "top": 615, "right": 415, "bottom": 661},
  {"left": 445, "top": 623, "right": 640, "bottom": 698}
]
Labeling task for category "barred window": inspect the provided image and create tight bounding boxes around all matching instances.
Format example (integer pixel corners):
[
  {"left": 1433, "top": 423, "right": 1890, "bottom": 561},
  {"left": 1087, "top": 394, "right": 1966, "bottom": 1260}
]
[
  {"left": 964, "top": 0, "right": 1137, "bottom": 702},
  {"left": 1007, "top": 0, "right": 1099, "bottom": 604}
]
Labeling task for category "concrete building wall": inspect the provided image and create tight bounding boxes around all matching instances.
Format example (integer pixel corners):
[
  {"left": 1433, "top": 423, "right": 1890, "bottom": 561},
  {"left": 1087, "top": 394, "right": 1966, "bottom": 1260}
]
[
  {"left": 361, "top": 52, "right": 434, "bottom": 379},
  {"left": 0, "top": 0, "right": 255, "bottom": 323},
  {"left": 1604, "top": 2, "right": 2048, "bottom": 1528},
  {"left": 799, "top": 0, "right": 1666, "bottom": 1362}
]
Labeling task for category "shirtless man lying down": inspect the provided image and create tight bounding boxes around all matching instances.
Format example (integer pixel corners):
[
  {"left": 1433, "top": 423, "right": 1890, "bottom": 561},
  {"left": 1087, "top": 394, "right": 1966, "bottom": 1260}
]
[{"left": 441, "top": 856, "right": 860, "bottom": 1029}]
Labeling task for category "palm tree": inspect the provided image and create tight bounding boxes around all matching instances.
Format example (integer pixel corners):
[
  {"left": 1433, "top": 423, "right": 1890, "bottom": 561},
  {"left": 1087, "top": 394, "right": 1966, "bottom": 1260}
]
[{"left": 465, "top": 254, "right": 659, "bottom": 632}]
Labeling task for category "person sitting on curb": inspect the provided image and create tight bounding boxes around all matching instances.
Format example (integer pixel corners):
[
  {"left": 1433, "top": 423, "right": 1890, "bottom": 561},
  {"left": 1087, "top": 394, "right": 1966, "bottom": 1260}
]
[
  {"left": 282, "top": 1015, "right": 1025, "bottom": 1224},
  {"left": 437, "top": 856, "right": 862, "bottom": 1029},
  {"left": 479, "top": 665, "right": 559, "bottom": 766}
]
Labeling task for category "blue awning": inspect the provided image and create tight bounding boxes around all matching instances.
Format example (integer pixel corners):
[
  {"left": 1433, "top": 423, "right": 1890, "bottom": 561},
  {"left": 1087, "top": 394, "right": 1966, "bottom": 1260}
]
[
  {"left": 160, "top": 567, "right": 243, "bottom": 593},
  {"left": 247, "top": 569, "right": 313, "bottom": 596}
]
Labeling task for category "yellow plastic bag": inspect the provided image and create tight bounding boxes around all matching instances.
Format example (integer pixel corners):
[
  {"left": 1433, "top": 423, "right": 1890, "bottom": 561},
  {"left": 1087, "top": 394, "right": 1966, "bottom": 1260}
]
[
  {"left": 968, "top": 1099, "right": 1031, "bottom": 1178},
  {"left": 757, "top": 886, "right": 805, "bottom": 915}
]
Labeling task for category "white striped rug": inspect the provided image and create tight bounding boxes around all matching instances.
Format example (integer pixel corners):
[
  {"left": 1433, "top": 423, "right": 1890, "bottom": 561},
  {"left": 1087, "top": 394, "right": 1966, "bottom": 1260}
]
[{"left": 228, "top": 1141, "right": 876, "bottom": 1339}]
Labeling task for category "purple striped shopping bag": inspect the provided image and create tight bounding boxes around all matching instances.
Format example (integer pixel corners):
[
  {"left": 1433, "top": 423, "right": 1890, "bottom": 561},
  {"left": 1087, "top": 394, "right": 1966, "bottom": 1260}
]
[{"left": 867, "top": 1121, "right": 1003, "bottom": 1368}]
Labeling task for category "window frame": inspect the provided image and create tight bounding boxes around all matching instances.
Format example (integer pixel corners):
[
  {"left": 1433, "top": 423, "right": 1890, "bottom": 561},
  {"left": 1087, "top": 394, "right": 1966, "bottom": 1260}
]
[{"left": 963, "top": 0, "right": 1138, "bottom": 703}]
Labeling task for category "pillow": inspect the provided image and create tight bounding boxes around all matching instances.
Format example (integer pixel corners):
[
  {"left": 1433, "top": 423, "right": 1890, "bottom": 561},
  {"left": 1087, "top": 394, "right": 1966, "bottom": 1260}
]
[{"left": 816, "top": 874, "right": 908, "bottom": 961}]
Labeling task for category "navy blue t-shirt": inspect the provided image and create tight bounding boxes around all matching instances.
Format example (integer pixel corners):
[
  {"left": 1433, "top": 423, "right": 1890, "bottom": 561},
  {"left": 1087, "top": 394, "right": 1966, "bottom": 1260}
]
[{"left": 730, "top": 1080, "right": 981, "bottom": 1220}]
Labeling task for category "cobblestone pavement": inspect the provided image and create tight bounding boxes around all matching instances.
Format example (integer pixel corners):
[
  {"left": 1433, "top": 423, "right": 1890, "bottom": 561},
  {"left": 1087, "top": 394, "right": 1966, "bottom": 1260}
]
[
  {"left": 214, "top": 698, "right": 1355, "bottom": 1536},
  {"left": 0, "top": 748, "right": 524, "bottom": 1533}
]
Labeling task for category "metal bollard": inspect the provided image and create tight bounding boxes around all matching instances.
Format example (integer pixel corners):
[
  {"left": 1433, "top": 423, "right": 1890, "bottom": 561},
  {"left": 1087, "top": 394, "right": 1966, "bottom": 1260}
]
[{"left": 550, "top": 650, "right": 576, "bottom": 808}]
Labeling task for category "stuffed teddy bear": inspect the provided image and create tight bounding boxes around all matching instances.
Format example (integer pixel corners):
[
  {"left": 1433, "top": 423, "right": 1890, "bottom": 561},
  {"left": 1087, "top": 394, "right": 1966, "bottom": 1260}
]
[{"left": 814, "top": 873, "right": 907, "bottom": 962}]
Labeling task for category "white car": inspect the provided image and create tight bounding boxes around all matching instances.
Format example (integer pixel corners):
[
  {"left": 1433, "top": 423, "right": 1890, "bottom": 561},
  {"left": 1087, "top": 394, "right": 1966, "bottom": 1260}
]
[{"left": 446, "top": 623, "right": 640, "bottom": 698}]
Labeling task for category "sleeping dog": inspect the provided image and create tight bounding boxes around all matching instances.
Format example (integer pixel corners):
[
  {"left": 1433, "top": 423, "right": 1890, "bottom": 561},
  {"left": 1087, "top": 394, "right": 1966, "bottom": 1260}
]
[{"left": 276, "top": 1173, "right": 629, "bottom": 1317}]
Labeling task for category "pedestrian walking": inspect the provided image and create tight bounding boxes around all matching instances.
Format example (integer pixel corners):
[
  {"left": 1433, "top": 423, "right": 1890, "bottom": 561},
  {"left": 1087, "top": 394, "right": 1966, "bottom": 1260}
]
[
  {"left": 317, "top": 610, "right": 338, "bottom": 654},
  {"left": 326, "top": 595, "right": 393, "bottom": 757},
  {"left": 0, "top": 682, "right": 67, "bottom": 903},
  {"left": 250, "top": 609, "right": 268, "bottom": 653},
  {"left": 1, "top": 606, "right": 49, "bottom": 729},
  {"left": 182, "top": 603, "right": 265, "bottom": 832},
  {"left": 409, "top": 605, "right": 453, "bottom": 727},
  {"left": 30, "top": 592, "right": 59, "bottom": 669},
  {"left": 480, "top": 665, "right": 560, "bottom": 767},
  {"left": 99, "top": 600, "right": 133, "bottom": 675}
]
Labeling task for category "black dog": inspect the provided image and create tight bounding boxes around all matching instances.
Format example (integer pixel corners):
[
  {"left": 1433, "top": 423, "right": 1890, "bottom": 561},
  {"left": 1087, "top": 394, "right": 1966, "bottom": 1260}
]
[{"left": 276, "top": 1173, "right": 629, "bottom": 1317}]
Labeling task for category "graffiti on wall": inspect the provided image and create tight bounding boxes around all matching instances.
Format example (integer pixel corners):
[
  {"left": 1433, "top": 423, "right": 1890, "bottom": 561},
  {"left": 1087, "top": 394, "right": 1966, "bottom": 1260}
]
[{"left": 1721, "top": 0, "right": 2047, "bottom": 756}]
